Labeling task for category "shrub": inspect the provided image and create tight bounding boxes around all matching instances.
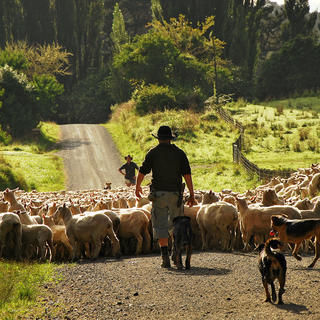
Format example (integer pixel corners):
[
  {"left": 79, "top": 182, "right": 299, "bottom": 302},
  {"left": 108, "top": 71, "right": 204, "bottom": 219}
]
[
  {"left": 0, "top": 65, "right": 39, "bottom": 137},
  {"left": 133, "top": 84, "right": 176, "bottom": 115},
  {"left": 33, "top": 74, "right": 64, "bottom": 120}
]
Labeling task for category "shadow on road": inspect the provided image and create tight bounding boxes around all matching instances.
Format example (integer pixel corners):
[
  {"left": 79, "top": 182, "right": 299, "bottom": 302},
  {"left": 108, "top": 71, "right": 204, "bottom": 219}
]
[{"left": 56, "top": 139, "right": 91, "bottom": 150}]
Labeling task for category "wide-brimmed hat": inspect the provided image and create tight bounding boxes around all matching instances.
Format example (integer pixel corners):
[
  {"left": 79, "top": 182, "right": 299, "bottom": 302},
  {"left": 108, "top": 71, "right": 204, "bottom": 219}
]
[
  {"left": 125, "top": 155, "right": 133, "bottom": 160},
  {"left": 152, "top": 125, "right": 177, "bottom": 140}
]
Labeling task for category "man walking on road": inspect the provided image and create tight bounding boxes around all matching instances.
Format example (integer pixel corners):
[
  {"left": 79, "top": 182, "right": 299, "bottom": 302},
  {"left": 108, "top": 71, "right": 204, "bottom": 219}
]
[
  {"left": 135, "top": 125, "right": 196, "bottom": 268},
  {"left": 119, "top": 155, "right": 139, "bottom": 187}
]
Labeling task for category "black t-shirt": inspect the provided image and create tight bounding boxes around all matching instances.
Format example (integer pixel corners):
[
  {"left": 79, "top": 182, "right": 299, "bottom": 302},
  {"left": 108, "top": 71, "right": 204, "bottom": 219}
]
[
  {"left": 139, "top": 143, "right": 191, "bottom": 192},
  {"left": 120, "top": 162, "right": 139, "bottom": 179}
]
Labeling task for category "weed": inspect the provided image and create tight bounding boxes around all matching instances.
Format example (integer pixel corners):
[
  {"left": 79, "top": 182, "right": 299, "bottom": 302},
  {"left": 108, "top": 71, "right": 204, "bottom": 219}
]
[
  {"left": 298, "top": 127, "right": 310, "bottom": 141},
  {"left": 275, "top": 105, "right": 284, "bottom": 116}
]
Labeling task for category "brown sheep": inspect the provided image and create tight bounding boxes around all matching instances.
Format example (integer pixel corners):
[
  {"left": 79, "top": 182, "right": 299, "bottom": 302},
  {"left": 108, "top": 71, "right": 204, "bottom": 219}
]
[
  {"left": 0, "top": 200, "right": 9, "bottom": 213},
  {"left": 117, "top": 208, "right": 151, "bottom": 255},
  {"left": 43, "top": 215, "right": 73, "bottom": 261},
  {"left": 261, "top": 189, "right": 284, "bottom": 206},
  {"left": 3, "top": 188, "right": 25, "bottom": 212}
]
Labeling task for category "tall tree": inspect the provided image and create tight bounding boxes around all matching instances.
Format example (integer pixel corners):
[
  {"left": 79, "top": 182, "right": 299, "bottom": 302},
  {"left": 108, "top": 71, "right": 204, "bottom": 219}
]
[
  {"left": 0, "top": 0, "right": 24, "bottom": 47},
  {"left": 21, "top": 0, "right": 55, "bottom": 44},
  {"left": 283, "top": 0, "right": 316, "bottom": 40},
  {"left": 110, "top": 3, "right": 129, "bottom": 53}
]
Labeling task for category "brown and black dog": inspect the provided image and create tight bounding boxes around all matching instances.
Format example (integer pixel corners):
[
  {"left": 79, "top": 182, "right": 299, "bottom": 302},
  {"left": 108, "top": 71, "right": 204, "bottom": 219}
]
[
  {"left": 171, "top": 216, "right": 192, "bottom": 270},
  {"left": 258, "top": 238, "right": 286, "bottom": 304},
  {"left": 271, "top": 215, "right": 320, "bottom": 268}
]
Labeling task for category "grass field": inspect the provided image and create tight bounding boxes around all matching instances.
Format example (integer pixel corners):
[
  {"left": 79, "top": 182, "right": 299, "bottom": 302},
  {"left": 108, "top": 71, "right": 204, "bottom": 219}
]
[
  {"left": 105, "top": 95, "right": 320, "bottom": 192},
  {"left": 0, "top": 122, "right": 65, "bottom": 191}
]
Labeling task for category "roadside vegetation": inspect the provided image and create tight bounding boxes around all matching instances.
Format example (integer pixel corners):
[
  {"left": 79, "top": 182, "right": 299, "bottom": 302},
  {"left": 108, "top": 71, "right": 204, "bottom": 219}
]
[
  {"left": 0, "top": 261, "right": 57, "bottom": 319},
  {"left": 105, "top": 94, "right": 320, "bottom": 192},
  {"left": 0, "top": 122, "right": 65, "bottom": 191}
]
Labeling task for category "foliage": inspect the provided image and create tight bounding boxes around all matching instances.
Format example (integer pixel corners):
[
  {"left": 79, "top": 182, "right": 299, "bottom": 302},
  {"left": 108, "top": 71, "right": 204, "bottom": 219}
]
[
  {"left": 33, "top": 74, "right": 64, "bottom": 120},
  {"left": 133, "top": 84, "right": 176, "bottom": 114},
  {"left": 149, "top": 14, "right": 224, "bottom": 63},
  {"left": 58, "top": 69, "right": 112, "bottom": 123},
  {"left": 0, "top": 65, "right": 39, "bottom": 137},
  {"left": 4, "top": 42, "right": 72, "bottom": 80},
  {"left": 255, "top": 36, "right": 320, "bottom": 99},
  {"left": 110, "top": 2, "right": 130, "bottom": 53},
  {"left": 0, "top": 47, "right": 29, "bottom": 72},
  {"left": 282, "top": 0, "right": 316, "bottom": 41}
]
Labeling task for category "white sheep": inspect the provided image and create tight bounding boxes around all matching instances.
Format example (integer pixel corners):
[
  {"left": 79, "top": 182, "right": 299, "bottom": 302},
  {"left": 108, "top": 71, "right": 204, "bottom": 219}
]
[
  {"left": 53, "top": 204, "right": 120, "bottom": 260},
  {"left": 21, "top": 224, "right": 54, "bottom": 262},
  {"left": 0, "top": 212, "right": 22, "bottom": 260}
]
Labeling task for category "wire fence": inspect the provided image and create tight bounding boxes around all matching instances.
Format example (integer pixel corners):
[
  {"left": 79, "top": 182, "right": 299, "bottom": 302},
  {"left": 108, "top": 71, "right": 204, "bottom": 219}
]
[{"left": 212, "top": 103, "right": 293, "bottom": 180}]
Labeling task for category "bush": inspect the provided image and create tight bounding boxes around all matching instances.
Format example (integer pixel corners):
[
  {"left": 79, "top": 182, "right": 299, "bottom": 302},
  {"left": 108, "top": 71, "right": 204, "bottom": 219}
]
[
  {"left": 33, "top": 74, "right": 64, "bottom": 120},
  {"left": 133, "top": 84, "right": 176, "bottom": 115},
  {"left": 0, "top": 48, "right": 29, "bottom": 72},
  {"left": 0, "top": 65, "right": 39, "bottom": 137}
]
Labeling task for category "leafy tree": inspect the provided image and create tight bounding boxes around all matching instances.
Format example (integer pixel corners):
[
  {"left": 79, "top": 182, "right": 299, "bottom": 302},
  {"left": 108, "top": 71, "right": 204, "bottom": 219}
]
[
  {"left": 0, "top": 65, "right": 39, "bottom": 136},
  {"left": 282, "top": 0, "right": 316, "bottom": 40},
  {"left": 33, "top": 74, "right": 64, "bottom": 120},
  {"left": 0, "top": 0, "right": 24, "bottom": 47},
  {"left": 20, "top": 0, "right": 55, "bottom": 44},
  {"left": 255, "top": 35, "right": 320, "bottom": 99},
  {"left": 110, "top": 3, "right": 130, "bottom": 53},
  {"left": 151, "top": 0, "right": 164, "bottom": 22},
  {"left": 3, "top": 42, "right": 72, "bottom": 80}
]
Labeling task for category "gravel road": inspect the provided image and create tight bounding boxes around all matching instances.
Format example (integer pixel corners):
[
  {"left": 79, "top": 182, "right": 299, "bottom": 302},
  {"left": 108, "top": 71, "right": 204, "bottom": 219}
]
[
  {"left": 29, "top": 251, "right": 320, "bottom": 320},
  {"left": 57, "top": 124, "right": 124, "bottom": 190}
]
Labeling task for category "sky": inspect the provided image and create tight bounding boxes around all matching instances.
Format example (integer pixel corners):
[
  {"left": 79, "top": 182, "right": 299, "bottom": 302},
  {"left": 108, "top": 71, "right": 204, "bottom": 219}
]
[{"left": 273, "top": 0, "right": 319, "bottom": 12}]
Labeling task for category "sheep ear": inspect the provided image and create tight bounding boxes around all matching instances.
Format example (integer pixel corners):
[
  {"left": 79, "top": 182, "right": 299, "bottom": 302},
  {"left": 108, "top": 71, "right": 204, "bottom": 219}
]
[
  {"left": 63, "top": 203, "right": 66, "bottom": 208},
  {"left": 209, "top": 190, "right": 212, "bottom": 194}
]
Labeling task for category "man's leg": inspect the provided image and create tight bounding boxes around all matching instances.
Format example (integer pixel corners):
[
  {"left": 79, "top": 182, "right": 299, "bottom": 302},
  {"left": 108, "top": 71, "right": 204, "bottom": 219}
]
[{"left": 152, "top": 192, "right": 171, "bottom": 268}]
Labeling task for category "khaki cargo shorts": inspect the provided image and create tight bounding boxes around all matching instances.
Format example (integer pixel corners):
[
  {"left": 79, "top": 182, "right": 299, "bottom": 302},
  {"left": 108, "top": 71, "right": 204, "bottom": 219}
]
[{"left": 151, "top": 191, "right": 183, "bottom": 239}]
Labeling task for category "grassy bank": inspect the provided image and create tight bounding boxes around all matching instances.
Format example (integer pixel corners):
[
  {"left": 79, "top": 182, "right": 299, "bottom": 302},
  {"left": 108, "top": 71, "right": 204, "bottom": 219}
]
[
  {"left": 0, "top": 122, "right": 65, "bottom": 191},
  {"left": 105, "top": 96, "right": 320, "bottom": 192},
  {"left": 0, "top": 261, "right": 56, "bottom": 319}
]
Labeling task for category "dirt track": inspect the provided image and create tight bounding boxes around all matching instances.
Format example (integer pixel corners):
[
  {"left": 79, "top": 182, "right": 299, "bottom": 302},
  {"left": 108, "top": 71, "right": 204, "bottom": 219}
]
[{"left": 57, "top": 124, "right": 124, "bottom": 190}]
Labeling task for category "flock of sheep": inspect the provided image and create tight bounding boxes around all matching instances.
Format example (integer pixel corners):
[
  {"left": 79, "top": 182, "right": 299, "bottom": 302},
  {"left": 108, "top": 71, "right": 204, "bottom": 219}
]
[{"left": 0, "top": 163, "right": 320, "bottom": 263}]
